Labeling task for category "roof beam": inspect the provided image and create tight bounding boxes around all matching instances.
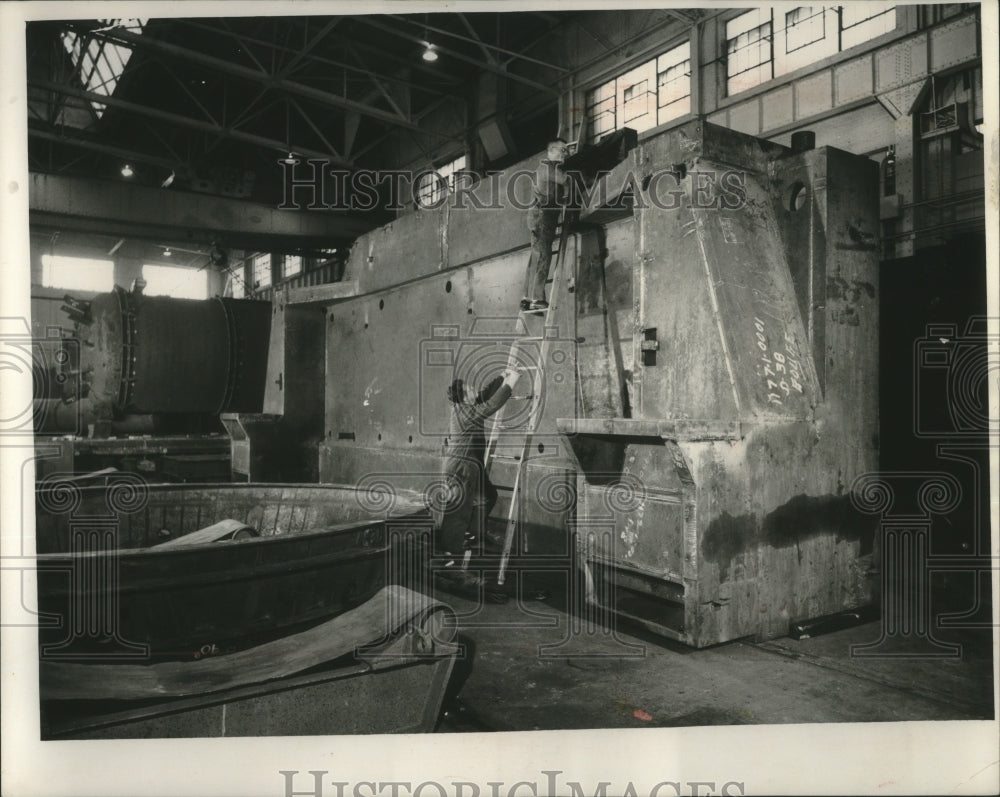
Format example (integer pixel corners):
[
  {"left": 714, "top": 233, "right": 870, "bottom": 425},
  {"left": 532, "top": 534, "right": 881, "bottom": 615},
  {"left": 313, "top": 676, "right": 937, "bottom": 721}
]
[
  {"left": 29, "top": 172, "right": 375, "bottom": 250},
  {"left": 457, "top": 14, "right": 498, "bottom": 66},
  {"left": 353, "top": 16, "right": 559, "bottom": 96},
  {"left": 31, "top": 79, "right": 352, "bottom": 167},
  {"left": 81, "top": 26, "right": 421, "bottom": 130},
  {"left": 178, "top": 18, "right": 461, "bottom": 93},
  {"left": 345, "top": 43, "right": 408, "bottom": 120},
  {"left": 278, "top": 18, "right": 340, "bottom": 78},
  {"left": 29, "top": 127, "right": 183, "bottom": 172},
  {"left": 389, "top": 13, "right": 568, "bottom": 73}
]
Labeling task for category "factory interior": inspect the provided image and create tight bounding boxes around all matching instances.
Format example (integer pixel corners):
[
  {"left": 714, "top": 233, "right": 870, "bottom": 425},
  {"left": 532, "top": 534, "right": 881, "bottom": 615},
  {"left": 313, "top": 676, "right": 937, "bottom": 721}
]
[{"left": 2, "top": 2, "right": 997, "bottom": 780}]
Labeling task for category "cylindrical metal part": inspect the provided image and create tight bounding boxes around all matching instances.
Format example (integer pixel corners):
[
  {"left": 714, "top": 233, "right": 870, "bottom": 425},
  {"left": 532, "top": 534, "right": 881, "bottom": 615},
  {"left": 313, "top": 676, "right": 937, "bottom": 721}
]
[
  {"left": 791, "top": 131, "right": 816, "bottom": 152},
  {"left": 130, "top": 296, "right": 233, "bottom": 413},
  {"left": 76, "top": 287, "right": 271, "bottom": 416}
]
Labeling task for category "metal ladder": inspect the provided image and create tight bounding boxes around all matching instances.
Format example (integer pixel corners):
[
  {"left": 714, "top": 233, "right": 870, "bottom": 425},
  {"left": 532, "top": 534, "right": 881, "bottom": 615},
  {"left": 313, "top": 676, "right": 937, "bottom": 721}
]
[{"left": 476, "top": 207, "right": 571, "bottom": 585}]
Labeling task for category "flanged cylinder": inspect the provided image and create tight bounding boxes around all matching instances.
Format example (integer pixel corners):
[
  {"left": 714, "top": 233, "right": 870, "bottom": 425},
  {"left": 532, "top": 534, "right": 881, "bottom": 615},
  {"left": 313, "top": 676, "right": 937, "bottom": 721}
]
[{"left": 83, "top": 287, "right": 271, "bottom": 416}]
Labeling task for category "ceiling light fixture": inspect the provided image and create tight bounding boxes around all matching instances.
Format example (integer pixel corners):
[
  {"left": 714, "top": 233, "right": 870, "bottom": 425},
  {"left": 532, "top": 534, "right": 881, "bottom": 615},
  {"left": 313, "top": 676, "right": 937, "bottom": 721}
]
[
  {"left": 120, "top": 163, "right": 134, "bottom": 177},
  {"left": 421, "top": 41, "right": 438, "bottom": 62},
  {"left": 163, "top": 247, "right": 172, "bottom": 257}
]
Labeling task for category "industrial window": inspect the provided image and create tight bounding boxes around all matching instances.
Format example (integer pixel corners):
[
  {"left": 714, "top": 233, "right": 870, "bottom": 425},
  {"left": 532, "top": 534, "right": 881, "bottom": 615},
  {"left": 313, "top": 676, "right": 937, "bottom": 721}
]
[
  {"left": 726, "top": 9, "right": 774, "bottom": 95},
  {"left": 60, "top": 18, "right": 146, "bottom": 119},
  {"left": 775, "top": 7, "right": 839, "bottom": 76},
  {"left": 251, "top": 253, "right": 272, "bottom": 289},
  {"left": 586, "top": 79, "right": 617, "bottom": 140},
  {"left": 40, "top": 254, "right": 114, "bottom": 293},
  {"left": 586, "top": 40, "right": 691, "bottom": 142},
  {"left": 657, "top": 42, "right": 692, "bottom": 125},
  {"left": 840, "top": 4, "right": 897, "bottom": 49},
  {"left": 414, "top": 155, "right": 466, "bottom": 207},
  {"left": 727, "top": 7, "right": 898, "bottom": 95},
  {"left": 142, "top": 264, "right": 209, "bottom": 300},
  {"left": 785, "top": 7, "right": 826, "bottom": 52},
  {"left": 282, "top": 255, "right": 303, "bottom": 278},
  {"left": 229, "top": 265, "right": 246, "bottom": 298}
]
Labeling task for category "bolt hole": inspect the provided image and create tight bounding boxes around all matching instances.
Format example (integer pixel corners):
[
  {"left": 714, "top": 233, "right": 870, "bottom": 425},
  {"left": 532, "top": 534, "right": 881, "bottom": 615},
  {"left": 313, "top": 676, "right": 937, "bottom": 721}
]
[
  {"left": 537, "top": 443, "right": 545, "bottom": 454},
  {"left": 329, "top": 314, "right": 334, "bottom": 323},
  {"left": 408, "top": 435, "right": 413, "bottom": 443},
  {"left": 377, "top": 433, "right": 382, "bottom": 441},
  {"left": 379, "top": 299, "right": 385, "bottom": 310},
  {"left": 445, "top": 280, "right": 452, "bottom": 293},
  {"left": 788, "top": 182, "right": 807, "bottom": 212}
]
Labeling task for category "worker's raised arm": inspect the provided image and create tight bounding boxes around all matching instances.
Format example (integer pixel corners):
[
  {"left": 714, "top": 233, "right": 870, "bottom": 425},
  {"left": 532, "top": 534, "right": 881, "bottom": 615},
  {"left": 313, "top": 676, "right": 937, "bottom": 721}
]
[{"left": 476, "top": 368, "right": 521, "bottom": 419}]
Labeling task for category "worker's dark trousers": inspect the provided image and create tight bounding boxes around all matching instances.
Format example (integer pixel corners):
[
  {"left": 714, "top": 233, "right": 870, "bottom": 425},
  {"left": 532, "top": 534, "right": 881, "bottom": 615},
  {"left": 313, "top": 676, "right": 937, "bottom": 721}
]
[
  {"left": 524, "top": 205, "right": 560, "bottom": 302},
  {"left": 437, "top": 465, "right": 498, "bottom": 556}
]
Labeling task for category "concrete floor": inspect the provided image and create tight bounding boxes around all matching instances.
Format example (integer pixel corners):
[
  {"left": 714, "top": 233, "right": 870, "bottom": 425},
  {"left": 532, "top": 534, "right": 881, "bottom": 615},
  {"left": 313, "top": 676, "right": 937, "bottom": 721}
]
[{"left": 433, "top": 574, "right": 995, "bottom": 732}]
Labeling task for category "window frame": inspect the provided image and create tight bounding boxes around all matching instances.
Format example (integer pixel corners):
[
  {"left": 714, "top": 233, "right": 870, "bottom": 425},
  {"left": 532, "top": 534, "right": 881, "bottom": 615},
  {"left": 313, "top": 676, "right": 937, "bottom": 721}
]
[
  {"left": 141, "top": 263, "right": 210, "bottom": 300},
  {"left": 251, "top": 252, "right": 272, "bottom": 289},
  {"left": 585, "top": 39, "right": 692, "bottom": 143},
  {"left": 725, "top": 6, "right": 899, "bottom": 97},
  {"left": 40, "top": 254, "right": 115, "bottom": 293},
  {"left": 414, "top": 154, "right": 467, "bottom": 207}
]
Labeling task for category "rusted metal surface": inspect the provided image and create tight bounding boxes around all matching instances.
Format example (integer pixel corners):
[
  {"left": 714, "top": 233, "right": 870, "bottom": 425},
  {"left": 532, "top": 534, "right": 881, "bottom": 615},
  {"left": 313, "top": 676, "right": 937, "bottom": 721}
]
[
  {"left": 319, "top": 119, "right": 879, "bottom": 646},
  {"left": 79, "top": 288, "right": 271, "bottom": 417},
  {"left": 35, "top": 482, "right": 432, "bottom": 660},
  {"left": 565, "top": 120, "right": 879, "bottom": 645},
  {"left": 40, "top": 586, "right": 458, "bottom": 738}
]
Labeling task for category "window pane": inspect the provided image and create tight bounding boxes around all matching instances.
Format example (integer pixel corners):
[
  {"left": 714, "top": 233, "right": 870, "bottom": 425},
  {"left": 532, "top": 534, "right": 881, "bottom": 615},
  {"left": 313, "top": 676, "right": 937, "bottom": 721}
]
[
  {"left": 142, "top": 264, "right": 208, "bottom": 300},
  {"left": 60, "top": 24, "right": 140, "bottom": 120},
  {"left": 283, "top": 255, "right": 303, "bottom": 278},
  {"left": 841, "top": 5, "right": 896, "bottom": 49},
  {"left": 40, "top": 255, "right": 114, "bottom": 293},
  {"left": 726, "top": 10, "right": 773, "bottom": 95},
  {"left": 252, "top": 253, "right": 272, "bottom": 288},
  {"left": 657, "top": 41, "right": 691, "bottom": 125},
  {"left": 416, "top": 154, "right": 465, "bottom": 205},
  {"left": 785, "top": 7, "right": 826, "bottom": 52},
  {"left": 587, "top": 82, "right": 617, "bottom": 140}
]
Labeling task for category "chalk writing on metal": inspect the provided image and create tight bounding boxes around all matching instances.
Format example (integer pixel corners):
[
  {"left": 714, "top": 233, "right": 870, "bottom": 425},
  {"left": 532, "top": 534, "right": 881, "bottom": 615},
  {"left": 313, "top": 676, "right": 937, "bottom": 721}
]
[{"left": 754, "top": 317, "right": 805, "bottom": 405}]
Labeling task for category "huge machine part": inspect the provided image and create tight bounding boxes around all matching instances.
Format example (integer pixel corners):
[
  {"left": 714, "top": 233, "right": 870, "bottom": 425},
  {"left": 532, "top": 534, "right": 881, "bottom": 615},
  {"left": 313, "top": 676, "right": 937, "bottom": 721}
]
[
  {"left": 34, "top": 286, "right": 272, "bottom": 482},
  {"left": 35, "top": 285, "right": 271, "bottom": 427},
  {"left": 309, "top": 117, "right": 879, "bottom": 647},
  {"left": 74, "top": 285, "right": 271, "bottom": 417}
]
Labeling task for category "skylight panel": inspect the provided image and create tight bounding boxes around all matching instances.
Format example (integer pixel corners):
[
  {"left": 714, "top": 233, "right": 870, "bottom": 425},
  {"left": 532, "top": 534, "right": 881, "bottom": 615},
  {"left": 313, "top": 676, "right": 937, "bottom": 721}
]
[{"left": 59, "top": 18, "right": 146, "bottom": 119}]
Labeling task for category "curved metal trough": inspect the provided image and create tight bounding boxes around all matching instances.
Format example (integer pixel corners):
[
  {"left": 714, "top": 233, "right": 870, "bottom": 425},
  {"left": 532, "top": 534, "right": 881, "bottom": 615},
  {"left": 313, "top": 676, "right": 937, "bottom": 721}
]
[{"left": 35, "top": 480, "right": 434, "bottom": 663}]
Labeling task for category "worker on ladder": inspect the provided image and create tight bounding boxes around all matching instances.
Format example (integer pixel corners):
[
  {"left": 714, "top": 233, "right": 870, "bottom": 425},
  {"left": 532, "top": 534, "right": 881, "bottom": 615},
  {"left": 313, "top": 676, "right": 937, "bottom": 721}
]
[
  {"left": 435, "top": 368, "right": 522, "bottom": 591},
  {"left": 522, "top": 138, "right": 570, "bottom": 312}
]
